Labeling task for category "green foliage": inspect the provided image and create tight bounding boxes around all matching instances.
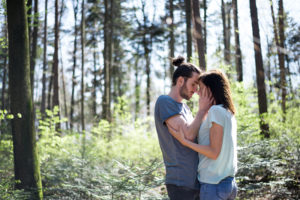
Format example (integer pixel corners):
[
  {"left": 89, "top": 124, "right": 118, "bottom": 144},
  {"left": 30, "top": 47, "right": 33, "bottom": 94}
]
[{"left": 34, "top": 104, "right": 167, "bottom": 199}]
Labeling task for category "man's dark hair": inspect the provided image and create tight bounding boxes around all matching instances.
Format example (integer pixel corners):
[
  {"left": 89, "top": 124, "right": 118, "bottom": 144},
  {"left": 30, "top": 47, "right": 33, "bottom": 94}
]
[{"left": 172, "top": 56, "right": 201, "bottom": 86}]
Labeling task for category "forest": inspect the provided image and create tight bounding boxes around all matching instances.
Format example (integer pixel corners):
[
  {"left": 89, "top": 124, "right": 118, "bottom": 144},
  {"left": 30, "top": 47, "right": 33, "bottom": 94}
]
[{"left": 0, "top": 0, "right": 299, "bottom": 199}]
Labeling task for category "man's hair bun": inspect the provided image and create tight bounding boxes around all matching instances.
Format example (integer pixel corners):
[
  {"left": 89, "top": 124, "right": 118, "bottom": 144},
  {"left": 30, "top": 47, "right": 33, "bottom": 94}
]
[{"left": 172, "top": 56, "right": 185, "bottom": 67}]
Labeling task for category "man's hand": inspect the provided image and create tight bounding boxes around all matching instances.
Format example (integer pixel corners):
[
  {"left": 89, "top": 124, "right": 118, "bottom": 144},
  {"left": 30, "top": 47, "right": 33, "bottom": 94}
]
[{"left": 168, "top": 126, "right": 187, "bottom": 145}]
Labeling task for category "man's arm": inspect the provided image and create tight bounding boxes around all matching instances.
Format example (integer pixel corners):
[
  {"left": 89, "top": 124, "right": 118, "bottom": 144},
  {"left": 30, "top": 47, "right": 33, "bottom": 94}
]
[
  {"left": 166, "top": 87, "right": 213, "bottom": 141},
  {"left": 165, "top": 109, "right": 207, "bottom": 141}
]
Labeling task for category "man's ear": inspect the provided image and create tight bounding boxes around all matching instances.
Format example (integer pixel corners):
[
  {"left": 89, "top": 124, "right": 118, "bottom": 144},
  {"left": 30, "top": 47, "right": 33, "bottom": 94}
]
[{"left": 177, "top": 76, "right": 184, "bottom": 87}]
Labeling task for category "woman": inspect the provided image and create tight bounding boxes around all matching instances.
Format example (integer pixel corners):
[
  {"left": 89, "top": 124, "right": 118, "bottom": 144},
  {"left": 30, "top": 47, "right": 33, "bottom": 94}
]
[{"left": 169, "top": 69, "right": 238, "bottom": 200}]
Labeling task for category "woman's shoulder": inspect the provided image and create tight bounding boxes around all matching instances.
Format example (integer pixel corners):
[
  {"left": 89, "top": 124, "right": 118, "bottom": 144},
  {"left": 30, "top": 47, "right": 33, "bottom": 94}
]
[
  {"left": 209, "top": 104, "right": 224, "bottom": 112},
  {"left": 209, "top": 105, "right": 231, "bottom": 116}
]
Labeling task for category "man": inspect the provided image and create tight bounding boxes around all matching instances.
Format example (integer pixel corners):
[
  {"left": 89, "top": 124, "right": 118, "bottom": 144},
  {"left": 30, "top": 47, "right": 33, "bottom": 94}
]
[{"left": 154, "top": 56, "right": 212, "bottom": 200}]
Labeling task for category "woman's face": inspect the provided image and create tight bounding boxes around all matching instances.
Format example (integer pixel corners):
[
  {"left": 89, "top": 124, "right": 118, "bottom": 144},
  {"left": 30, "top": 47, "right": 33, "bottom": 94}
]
[
  {"left": 198, "top": 80, "right": 215, "bottom": 104},
  {"left": 198, "top": 81, "right": 206, "bottom": 94}
]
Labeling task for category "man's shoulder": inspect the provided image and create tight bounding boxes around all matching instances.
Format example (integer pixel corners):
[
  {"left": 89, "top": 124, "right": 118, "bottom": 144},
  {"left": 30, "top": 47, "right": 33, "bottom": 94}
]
[{"left": 156, "top": 95, "right": 174, "bottom": 105}]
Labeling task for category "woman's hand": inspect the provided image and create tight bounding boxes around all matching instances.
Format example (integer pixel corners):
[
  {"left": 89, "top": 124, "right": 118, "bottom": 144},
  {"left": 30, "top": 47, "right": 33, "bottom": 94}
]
[
  {"left": 198, "top": 82, "right": 215, "bottom": 114},
  {"left": 168, "top": 126, "right": 188, "bottom": 145}
]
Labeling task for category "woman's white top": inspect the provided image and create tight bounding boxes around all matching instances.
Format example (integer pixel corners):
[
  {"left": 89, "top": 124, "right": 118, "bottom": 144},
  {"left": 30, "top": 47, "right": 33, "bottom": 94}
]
[{"left": 197, "top": 105, "right": 237, "bottom": 184}]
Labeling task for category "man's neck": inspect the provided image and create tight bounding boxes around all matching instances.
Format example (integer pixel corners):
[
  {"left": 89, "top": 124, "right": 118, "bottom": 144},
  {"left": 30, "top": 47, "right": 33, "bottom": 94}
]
[{"left": 168, "top": 87, "right": 183, "bottom": 103}]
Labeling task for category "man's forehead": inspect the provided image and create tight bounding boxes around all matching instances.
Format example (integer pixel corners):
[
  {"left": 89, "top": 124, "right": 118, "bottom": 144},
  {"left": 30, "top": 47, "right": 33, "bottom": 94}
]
[{"left": 187, "top": 76, "right": 199, "bottom": 84}]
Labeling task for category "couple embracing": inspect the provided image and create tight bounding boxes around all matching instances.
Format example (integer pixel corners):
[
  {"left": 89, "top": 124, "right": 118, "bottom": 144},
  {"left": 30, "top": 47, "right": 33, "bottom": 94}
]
[{"left": 154, "top": 56, "right": 238, "bottom": 200}]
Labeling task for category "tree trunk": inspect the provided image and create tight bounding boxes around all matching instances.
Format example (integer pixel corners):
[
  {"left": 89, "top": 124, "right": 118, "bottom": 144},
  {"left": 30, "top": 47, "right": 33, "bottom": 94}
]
[
  {"left": 41, "top": 0, "right": 48, "bottom": 115},
  {"left": 1, "top": 56, "right": 7, "bottom": 110},
  {"left": 232, "top": 0, "right": 243, "bottom": 81},
  {"left": 30, "top": 0, "right": 38, "bottom": 95},
  {"left": 249, "top": 0, "right": 269, "bottom": 138},
  {"left": 185, "top": 0, "right": 192, "bottom": 61},
  {"left": 60, "top": 45, "right": 69, "bottom": 130},
  {"left": 70, "top": 0, "right": 79, "bottom": 131},
  {"left": 226, "top": 2, "right": 231, "bottom": 64},
  {"left": 102, "top": 0, "right": 111, "bottom": 122},
  {"left": 27, "top": 0, "right": 32, "bottom": 50},
  {"left": 221, "top": 0, "right": 227, "bottom": 63},
  {"left": 47, "top": 69, "right": 53, "bottom": 109},
  {"left": 52, "top": 0, "right": 60, "bottom": 129},
  {"left": 191, "top": 0, "right": 206, "bottom": 70},
  {"left": 266, "top": 36, "right": 273, "bottom": 94},
  {"left": 168, "top": 0, "right": 175, "bottom": 78},
  {"left": 6, "top": 0, "right": 43, "bottom": 198},
  {"left": 1, "top": 15, "right": 8, "bottom": 110},
  {"left": 134, "top": 53, "right": 140, "bottom": 120},
  {"left": 221, "top": 0, "right": 231, "bottom": 64},
  {"left": 203, "top": 0, "right": 207, "bottom": 55},
  {"left": 278, "top": 0, "right": 286, "bottom": 117},
  {"left": 145, "top": 47, "right": 151, "bottom": 116},
  {"left": 81, "top": 0, "right": 85, "bottom": 131},
  {"left": 92, "top": 42, "right": 97, "bottom": 117}
]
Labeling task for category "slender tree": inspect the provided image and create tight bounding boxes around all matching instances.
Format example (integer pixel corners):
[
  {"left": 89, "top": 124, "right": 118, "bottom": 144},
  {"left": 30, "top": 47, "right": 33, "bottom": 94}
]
[
  {"left": 232, "top": 0, "right": 243, "bottom": 81},
  {"left": 30, "top": 0, "right": 38, "bottom": 95},
  {"left": 27, "top": 0, "right": 32, "bottom": 48},
  {"left": 184, "top": 0, "right": 192, "bottom": 61},
  {"left": 6, "top": 0, "right": 43, "bottom": 198},
  {"left": 59, "top": 42, "right": 69, "bottom": 130},
  {"left": 134, "top": 50, "right": 141, "bottom": 120},
  {"left": 203, "top": 0, "right": 207, "bottom": 55},
  {"left": 278, "top": 0, "right": 286, "bottom": 117},
  {"left": 70, "top": 0, "right": 79, "bottom": 130},
  {"left": 167, "top": 0, "right": 175, "bottom": 78},
  {"left": 92, "top": 39, "right": 97, "bottom": 117},
  {"left": 1, "top": 14, "right": 8, "bottom": 110},
  {"left": 221, "top": 0, "right": 231, "bottom": 64},
  {"left": 52, "top": 0, "right": 60, "bottom": 129},
  {"left": 191, "top": 0, "right": 206, "bottom": 70},
  {"left": 102, "top": 0, "right": 112, "bottom": 121},
  {"left": 81, "top": 0, "right": 85, "bottom": 130},
  {"left": 41, "top": 0, "right": 48, "bottom": 115},
  {"left": 249, "top": 0, "right": 269, "bottom": 138}
]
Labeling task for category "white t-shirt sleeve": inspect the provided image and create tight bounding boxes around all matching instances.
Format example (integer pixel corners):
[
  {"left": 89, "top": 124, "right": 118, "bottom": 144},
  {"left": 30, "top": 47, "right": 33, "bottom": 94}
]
[{"left": 208, "top": 106, "right": 225, "bottom": 129}]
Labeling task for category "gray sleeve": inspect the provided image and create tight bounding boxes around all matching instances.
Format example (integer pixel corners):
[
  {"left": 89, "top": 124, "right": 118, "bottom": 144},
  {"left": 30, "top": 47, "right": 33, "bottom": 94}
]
[{"left": 157, "top": 97, "right": 181, "bottom": 124}]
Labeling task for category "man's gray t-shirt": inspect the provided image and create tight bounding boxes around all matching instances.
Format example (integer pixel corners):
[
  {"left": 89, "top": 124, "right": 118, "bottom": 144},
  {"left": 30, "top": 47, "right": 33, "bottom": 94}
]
[{"left": 154, "top": 95, "right": 199, "bottom": 190}]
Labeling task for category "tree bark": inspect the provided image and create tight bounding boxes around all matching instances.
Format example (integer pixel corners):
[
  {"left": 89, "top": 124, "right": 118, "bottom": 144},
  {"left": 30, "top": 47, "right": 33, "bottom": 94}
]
[
  {"left": 249, "top": 0, "right": 269, "bottom": 138},
  {"left": 1, "top": 15, "right": 8, "bottom": 110},
  {"left": 1, "top": 56, "right": 7, "bottom": 110},
  {"left": 203, "top": 0, "right": 207, "bottom": 55},
  {"left": 27, "top": 0, "right": 32, "bottom": 50},
  {"left": 278, "top": 0, "right": 286, "bottom": 117},
  {"left": 70, "top": 0, "right": 79, "bottom": 131},
  {"left": 221, "top": 0, "right": 227, "bottom": 63},
  {"left": 102, "top": 0, "right": 112, "bottom": 122},
  {"left": 92, "top": 41, "right": 97, "bottom": 117},
  {"left": 191, "top": 0, "right": 206, "bottom": 70},
  {"left": 168, "top": 0, "right": 175, "bottom": 78},
  {"left": 134, "top": 51, "right": 140, "bottom": 120},
  {"left": 81, "top": 0, "right": 85, "bottom": 131},
  {"left": 185, "top": 0, "right": 192, "bottom": 61},
  {"left": 30, "top": 0, "right": 38, "bottom": 95},
  {"left": 52, "top": 0, "right": 60, "bottom": 129},
  {"left": 7, "top": 0, "right": 43, "bottom": 198},
  {"left": 221, "top": 0, "right": 231, "bottom": 64},
  {"left": 60, "top": 44, "right": 68, "bottom": 130},
  {"left": 41, "top": 0, "right": 48, "bottom": 115},
  {"left": 232, "top": 0, "right": 243, "bottom": 81}
]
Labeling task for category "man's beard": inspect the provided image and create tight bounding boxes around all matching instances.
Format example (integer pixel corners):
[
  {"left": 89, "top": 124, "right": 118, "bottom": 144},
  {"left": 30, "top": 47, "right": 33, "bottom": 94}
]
[{"left": 180, "top": 81, "right": 191, "bottom": 100}]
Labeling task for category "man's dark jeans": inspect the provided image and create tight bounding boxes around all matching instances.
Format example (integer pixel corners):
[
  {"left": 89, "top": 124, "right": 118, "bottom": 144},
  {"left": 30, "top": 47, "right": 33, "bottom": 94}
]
[{"left": 166, "top": 184, "right": 200, "bottom": 200}]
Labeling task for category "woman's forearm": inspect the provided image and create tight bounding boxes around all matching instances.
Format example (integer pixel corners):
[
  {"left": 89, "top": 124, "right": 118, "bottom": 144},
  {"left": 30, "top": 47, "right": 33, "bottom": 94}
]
[{"left": 183, "top": 140, "right": 219, "bottom": 160}]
